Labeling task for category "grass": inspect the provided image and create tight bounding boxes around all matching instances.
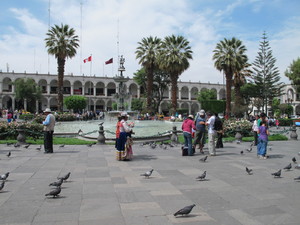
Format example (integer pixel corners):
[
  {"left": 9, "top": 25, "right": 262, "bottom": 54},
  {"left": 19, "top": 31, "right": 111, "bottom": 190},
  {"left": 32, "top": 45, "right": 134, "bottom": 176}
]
[{"left": 0, "top": 137, "right": 96, "bottom": 145}]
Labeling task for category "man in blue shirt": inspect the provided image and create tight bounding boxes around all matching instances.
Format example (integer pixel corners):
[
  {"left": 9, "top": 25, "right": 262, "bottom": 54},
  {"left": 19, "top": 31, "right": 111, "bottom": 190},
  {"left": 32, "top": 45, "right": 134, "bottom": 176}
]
[
  {"left": 193, "top": 110, "right": 206, "bottom": 154},
  {"left": 43, "top": 108, "right": 56, "bottom": 153}
]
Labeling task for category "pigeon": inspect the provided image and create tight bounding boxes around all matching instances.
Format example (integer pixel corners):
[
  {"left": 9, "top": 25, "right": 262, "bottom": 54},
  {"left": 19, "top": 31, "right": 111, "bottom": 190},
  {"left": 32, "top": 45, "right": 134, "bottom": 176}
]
[
  {"left": 6, "top": 143, "right": 12, "bottom": 146},
  {"left": 199, "top": 155, "right": 208, "bottom": 162},
  {"left": 283, "top": 163, "right": 292, "bottom": 171},
  {"left": 246, "top": 167, "right": 253, "bottom": 175},
  {"left": 150, "top": 143, "right": 157, "bottom": 149},
  {"left": 140, "top": 169, "right": 154, "bottom": 178},
  {"left": 236, "top": 140, "right": 241, "bottom": 144},
  {"left": 14, "top": 143, "right": 20, "bottom": 148},
  {"left": 57, "top": 172, "right": 71, "bottom": 182},
  {"left": 174, "top": 204, "right": 196, "bottom": 217},
  {"left": 59, "top": 144, "right": 65, "bottom": 148},
  {"left": 24, "top": 144, "right": 31, "bottom": 149},
  {"left": 250, "top": 141, "right": 254, "bottom": 147},
  {"left": 240, "top": 150, "right": 244, "bottom": 155},
  {"left": 99, "top": 122, "right": 104, "bottom": 126},
  {"left": 45, "top": 186, "right": 61, "bottom": 198},
  {"left": 271, "top": 169, "right": 281, "bottom": 178},
  {"left": 87, "top": 143, "right": 94, "bottom": 147},
  {"left": 292, "top": 157, "right": 297, "bottom": 164},
  {"left": 196, "top": 171, "right": 206, "bottom": 180},
  {"left": 49, "top": 178, "right": 64, "bottom": 187},
  {"left": 0, "top": 172, "right": 10, "bottom": 180},
  {"left": 246, "top": 147, "right": 252, "bottom": 152},
  {"left": 0, "top": 181, "right": 5, "bottom": 191},
  {"left": 6, "top": 151, "right": 11, "bottom": 158},
  {"left": 36, "top": 145, "right": 42, "bottom": 151},
  {"left": 294, "top": 176, "right": 300, "bottom": 181}
]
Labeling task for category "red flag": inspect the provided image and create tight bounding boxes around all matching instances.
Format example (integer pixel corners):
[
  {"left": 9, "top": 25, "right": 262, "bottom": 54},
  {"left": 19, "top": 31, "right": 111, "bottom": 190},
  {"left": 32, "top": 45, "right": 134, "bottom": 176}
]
[
  {"left": 83, "top": 56, "right": 92, "bottom": 63},
  {"left": 105, "top": 58, "right": 113, "bottom": 65}
]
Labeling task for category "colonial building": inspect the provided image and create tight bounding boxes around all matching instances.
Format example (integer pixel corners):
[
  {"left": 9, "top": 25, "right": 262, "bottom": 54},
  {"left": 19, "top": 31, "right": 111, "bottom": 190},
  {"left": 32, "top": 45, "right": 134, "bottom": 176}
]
[
  {"left": 0, "top": 71, "right": 226, "bottom": 115},
  {"left": 1, "top": 71, "right": 299, "bottom": 115}
]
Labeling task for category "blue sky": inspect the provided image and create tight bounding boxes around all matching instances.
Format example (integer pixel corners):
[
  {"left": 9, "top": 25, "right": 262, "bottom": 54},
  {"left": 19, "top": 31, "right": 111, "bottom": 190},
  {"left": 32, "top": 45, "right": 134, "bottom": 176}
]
[{"left": 1, "top": 0, "right": 300, "bottom": 84}]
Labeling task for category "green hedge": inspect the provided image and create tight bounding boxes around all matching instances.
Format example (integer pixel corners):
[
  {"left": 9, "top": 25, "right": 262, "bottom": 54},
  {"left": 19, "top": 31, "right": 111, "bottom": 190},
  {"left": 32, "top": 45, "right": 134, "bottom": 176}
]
[
  {"left": 0, "top": 121, "right": 43, "bottom": 140},
  {"left": 19, "top": 114, "right": 35, "bottom": 120}
]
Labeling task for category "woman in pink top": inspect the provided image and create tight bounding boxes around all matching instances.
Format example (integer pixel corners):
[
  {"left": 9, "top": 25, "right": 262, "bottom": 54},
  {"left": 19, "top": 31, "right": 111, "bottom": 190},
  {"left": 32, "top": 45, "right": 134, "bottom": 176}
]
[{"left": 182, "top": 115, "right": 196, "bottom": 156}]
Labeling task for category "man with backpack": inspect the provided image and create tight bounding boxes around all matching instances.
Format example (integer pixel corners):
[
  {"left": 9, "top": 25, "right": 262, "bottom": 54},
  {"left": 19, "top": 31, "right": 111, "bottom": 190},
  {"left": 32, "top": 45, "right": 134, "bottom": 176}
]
[{"left": 214, "top": 113, "right": 224, "bottom": 148}]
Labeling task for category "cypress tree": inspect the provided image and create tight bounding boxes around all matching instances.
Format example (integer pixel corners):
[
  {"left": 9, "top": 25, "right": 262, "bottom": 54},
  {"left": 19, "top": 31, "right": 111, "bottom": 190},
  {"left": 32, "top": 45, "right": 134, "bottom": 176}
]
[{"left": 252, "top": 32, "right": 284, "bottom": 115}]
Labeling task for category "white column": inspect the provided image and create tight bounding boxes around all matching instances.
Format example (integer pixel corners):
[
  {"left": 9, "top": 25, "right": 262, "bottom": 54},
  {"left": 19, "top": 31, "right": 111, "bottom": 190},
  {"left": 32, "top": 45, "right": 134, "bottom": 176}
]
[{"left": 178, "top": 90, "right": 181, "bottom": 100}]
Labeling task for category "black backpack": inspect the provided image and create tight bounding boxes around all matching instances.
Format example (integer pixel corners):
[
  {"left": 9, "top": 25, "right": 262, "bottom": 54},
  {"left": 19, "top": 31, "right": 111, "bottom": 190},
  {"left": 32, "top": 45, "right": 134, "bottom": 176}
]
[{"left": 214, "top": 117, "right": 223, "bottom": 131}]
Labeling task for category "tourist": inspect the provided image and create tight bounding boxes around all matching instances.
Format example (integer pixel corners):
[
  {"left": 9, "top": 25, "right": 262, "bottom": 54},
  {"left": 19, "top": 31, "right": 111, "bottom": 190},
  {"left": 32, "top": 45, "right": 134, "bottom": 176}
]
[
  {"left": 257, "top": 120, "right": 270, "bottom": 159},
  {"left": 42, "top": 108, "right": 56, "bottom": 153},
  {"left": 214, "top": 113, "right": 224, "bottom": 148},
  {"left": 116, "top": 112, "right": 134, "bottom": 161},
  {"left": 252, "top": 115, "right": 259, "bottom": 146},
  {"left": 182, "top": 114, "right": 196, "bottom": 156},
  {"left": 115, "top": 115, "right": 122, "bottom": 149},
  {"left": 275, "top": 118, "right": 279, "bottom": 129},
  {"left": 193, "top": 110, "right": 206, "bottom": 154},
  {"left": 206, "top": 111, "right": 216, "bottom": 156},
  {"left": 7, "top": 111, "right": 13, "bottom": 123}
]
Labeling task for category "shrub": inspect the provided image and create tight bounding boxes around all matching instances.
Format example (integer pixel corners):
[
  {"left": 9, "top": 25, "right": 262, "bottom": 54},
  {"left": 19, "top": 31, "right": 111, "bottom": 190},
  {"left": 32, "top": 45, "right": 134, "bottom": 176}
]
[
  {"left": 278, "top": 119, "right": 294, "bottom": 126},
  {"left": 19, "top": 113, "right": 35, "bottom": 121},
  {"left": 223, "top": 119, "right": 252, "bottom": 137},
  {"left": 0, "top": 121, "right": 43, "bottom": 140}
]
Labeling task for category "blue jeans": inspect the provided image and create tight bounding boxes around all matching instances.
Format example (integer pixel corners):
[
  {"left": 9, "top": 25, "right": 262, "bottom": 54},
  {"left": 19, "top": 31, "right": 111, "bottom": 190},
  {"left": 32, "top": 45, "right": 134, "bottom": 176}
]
[
  {"left": 183, "top": 132, "right": 193, "bottom": 156},
  {"left": 257, "top": 138, "right": 267, "bottom": 156}
]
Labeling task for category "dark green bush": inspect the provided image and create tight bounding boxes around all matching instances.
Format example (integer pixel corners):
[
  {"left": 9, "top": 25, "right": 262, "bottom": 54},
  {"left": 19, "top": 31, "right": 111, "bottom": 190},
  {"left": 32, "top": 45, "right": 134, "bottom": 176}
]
[{"left": 19, "top": 114, "right": 35, "bottom": 121}]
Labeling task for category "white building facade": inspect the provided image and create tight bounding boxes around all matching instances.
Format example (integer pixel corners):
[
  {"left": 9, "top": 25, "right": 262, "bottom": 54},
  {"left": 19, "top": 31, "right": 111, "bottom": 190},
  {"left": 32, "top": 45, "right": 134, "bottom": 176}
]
[{"left": 0, "top": 71, "right": 226, "bottom": 115}]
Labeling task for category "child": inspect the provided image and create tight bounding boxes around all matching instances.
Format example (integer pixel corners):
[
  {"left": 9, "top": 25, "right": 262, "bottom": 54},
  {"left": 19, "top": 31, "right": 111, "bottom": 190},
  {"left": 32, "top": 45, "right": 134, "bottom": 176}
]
[{"left": 257, "top": 121, "right": 270, "bottom": 159}]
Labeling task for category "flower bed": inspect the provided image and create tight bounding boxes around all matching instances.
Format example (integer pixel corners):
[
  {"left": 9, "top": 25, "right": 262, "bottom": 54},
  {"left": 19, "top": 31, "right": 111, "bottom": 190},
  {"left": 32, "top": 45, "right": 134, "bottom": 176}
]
[
  {"left": 34, "top": 113, "right": 77, "bottom": 123},
  {"left": 223, "top": 119, "right": 252, "bottom": 137},
  {"left": 0, "top": 121, "right": 43, "bottom": 140}
]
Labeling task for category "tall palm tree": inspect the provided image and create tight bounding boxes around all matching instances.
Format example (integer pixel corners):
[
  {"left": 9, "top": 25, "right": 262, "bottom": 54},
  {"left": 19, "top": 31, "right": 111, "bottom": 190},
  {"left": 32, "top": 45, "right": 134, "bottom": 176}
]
[
  {"left": 135, "top": 36, "right": 161, "bottom": 113},
  {"left": 213, "top": 37, "right": 248, "bottom": 118},
  {"left": 45, "top": 24, "right": 79, "bottom": 112},
  {"left": 159, "top": 35, "right": 193, "bottom": 114}
]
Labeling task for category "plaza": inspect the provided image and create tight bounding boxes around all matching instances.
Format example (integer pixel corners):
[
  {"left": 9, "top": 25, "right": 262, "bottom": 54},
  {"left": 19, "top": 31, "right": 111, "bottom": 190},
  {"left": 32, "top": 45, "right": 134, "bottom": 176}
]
[{"left": 0, "top": 135, "right": 299, "bottom": 225}]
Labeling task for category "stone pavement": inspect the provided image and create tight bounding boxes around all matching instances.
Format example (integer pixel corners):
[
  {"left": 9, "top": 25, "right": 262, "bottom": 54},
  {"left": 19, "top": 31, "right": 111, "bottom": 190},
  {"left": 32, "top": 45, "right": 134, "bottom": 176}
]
[{"left": 0, "top": 139, "right": 300, "bottom": 225}]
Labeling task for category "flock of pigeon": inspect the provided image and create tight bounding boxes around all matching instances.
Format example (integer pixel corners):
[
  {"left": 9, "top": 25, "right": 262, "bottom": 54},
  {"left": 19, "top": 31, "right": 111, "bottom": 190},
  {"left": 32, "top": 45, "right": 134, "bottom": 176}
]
[
  {"left": 140, "top": 141, "right": 177, "bottom": 150},
  {"left": 45, "top": 172, "right": 71, "bottom": 198}
]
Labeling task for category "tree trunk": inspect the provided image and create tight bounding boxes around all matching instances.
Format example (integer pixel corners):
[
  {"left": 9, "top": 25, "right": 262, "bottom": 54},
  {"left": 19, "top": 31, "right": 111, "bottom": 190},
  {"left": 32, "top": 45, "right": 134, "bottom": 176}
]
[
  {"left": 170, "top": 74, "right": 178, "bottom": 115},
  {"left": 57, "top": 58, "right": 66, "bottom": 113},
  {"left": 225, "top": 74, "right": 232, "bottom": 119},
  {"left": 146, "top": 68, "right": 153, "bottom": 113}
]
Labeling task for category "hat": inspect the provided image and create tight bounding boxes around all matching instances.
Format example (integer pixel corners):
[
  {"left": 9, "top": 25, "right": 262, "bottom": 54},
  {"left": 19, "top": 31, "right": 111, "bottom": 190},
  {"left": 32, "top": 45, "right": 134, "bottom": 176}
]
[
  {"left": 199, "top": 110, "right": 205, "bottom": 115},
  {"left": 188, "top": 114, "right": 194, "bottom": 119},
  {"left": 44, "top": 108, "right": 51, "bottom": 113},
  {"left": 121, "top": 112, "right": 128, "bottom": 117}
]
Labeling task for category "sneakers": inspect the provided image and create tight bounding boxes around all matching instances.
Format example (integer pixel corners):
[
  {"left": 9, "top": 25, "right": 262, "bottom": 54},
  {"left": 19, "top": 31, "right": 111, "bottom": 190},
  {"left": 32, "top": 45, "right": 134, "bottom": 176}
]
[{"left": 258, "top": 155, "right": 267, "bottom": 160}]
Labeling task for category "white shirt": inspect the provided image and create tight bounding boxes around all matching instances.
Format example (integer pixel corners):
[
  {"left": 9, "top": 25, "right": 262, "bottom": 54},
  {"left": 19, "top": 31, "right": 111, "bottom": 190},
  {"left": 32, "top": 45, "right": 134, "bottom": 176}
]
[{"left": 207, "top": 116, "right": 216, "bottom": 134}]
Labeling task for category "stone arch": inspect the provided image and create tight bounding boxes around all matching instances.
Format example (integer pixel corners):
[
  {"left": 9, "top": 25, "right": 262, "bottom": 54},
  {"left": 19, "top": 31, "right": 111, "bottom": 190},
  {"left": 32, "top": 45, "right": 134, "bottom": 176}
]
[
  {"left": 107, "top": 82, "right": 116, "bottom": 96},
  {"left": 63, "top": 80, "right": 71, "bottom": 94},
  {"left": 96, "top": 81, "right": 105, "bottom": 96},
  {"left": 38, "top": 79, "right": 47, "bottom": 93},
  {"left": 95, "top": 99, "right": 105, "bottom": 111},
  {"left": 191, "top": 102, "right": 200, "bottom": 114},
  {"left": 200, "top": 87, "right": 208, "bottom": 92},
  {"left": 73, "top": 80, "right": 83, "bottom": 95},
  {"left": 163, "top": 87, "right": 169, "bottom": 99},
  {"left": 39, "top": 96, "right": 48, "bottom": 112},
  {"left": 50, "top": 80, "right": 58, "bottom": 94},
  {"left": 191, "top": 87, "right": 199, "bottom": 100},
  {"left": 106, "top": 99, "right": 116, "bottom": 111},
  {"left": 181, "top": 86, "right": 189, "bottom": 100},
  {"left": 129, "top": 83, "right": 138, "bottom": 98},
  {"left": 2, "top": 77, "right": 12, "bottom": 92},
  {"left": 287, "top": 88, "right": 295, "bottom": 101},
  {"left": 84, "top": 81, "right": 94, "bottom": 95},
  {"left": 295, "top": 104, "right": 300, "bottom": 115},
  {"left": 2, "top": 95, "right": 13, "bottom": 109},
  {"left": 49, "top": 97, "right": 58, "bottom": 111},
  {"left": 180, "top": 102, "right": 189, "bottom": 112}
]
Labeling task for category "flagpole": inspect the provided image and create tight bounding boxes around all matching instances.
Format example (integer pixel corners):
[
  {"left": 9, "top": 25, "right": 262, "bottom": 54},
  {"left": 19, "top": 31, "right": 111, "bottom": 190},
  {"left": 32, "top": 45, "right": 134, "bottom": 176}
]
[
  {"left": 103, "top": 63, "right": 104, "bottom": 76},
  {"left": 89, "top": 54, "right": 92, "bottom": 111}
]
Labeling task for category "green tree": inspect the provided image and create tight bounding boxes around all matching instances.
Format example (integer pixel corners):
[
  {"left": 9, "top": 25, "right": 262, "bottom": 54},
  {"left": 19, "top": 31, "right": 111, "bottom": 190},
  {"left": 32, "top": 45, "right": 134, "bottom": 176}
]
[
  {"left": 251, "top": 32, "right": 284, "bottom": 115},
  {"left": 213, "top": 37, "right": 248, "bottom": 118},
  {"left": 131, "top": 98, "right": 144, "bottom": 111},
  {"left": 133, "top": 68, "right": 147, "bottom": 97},
  {"left": 197, "top": 89, "right": 217, "bottom": 102},
  {"left": 159, "top": 35, "right": 193, "bottom": 114},
  {"left": 45, "top": 24, "right": 79, "bottom": 112},
  {"left": 285, "top": 58, "right": 300, "bottom": 92},
  {"left": 14, "top": 78, "right": 42, "bottom": 112},
  {"left": 64, "top": 96, "right": 87, "bottom": 112},
  {"left": 135, "top": 36, "right": 162, "bottom": 113}
]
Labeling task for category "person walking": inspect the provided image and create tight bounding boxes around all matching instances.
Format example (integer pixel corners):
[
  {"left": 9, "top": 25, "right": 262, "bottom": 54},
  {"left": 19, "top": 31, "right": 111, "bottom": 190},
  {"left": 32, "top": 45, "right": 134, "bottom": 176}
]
[
  {"left": 193, "top": 110, "right": 206, "bottom": 154},
  {"left": 42, "top": 108, "right": 56, "bottom": 153},
  {"left": 214, "top": 113, "right": 223, "bottom": 148},
  {"left": 182, "top": 115, "right": 196, "bottom": 156},
  {"left": 257, "top": 121, "right": 270, "bottom": 159},
  {"left": 252, "top": 115, "right": 259, "bottom": 146},
  {"left": 206, "top": 111, "right": 216, "bottom": 156}
]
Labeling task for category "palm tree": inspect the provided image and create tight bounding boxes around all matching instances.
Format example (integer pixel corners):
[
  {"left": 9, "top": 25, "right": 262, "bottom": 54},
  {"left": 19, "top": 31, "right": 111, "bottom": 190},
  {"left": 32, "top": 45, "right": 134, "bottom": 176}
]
[
  {"left": 45, "top": 24, "right": 79, "bottom": 112},
  {"left": 213, "top": 37, "right": 248, "bottom": 118},
  {"left": 159, "top": 35, "right": 193, "bottom": 114},
  {"left": 135, "top": 36, "right": 161, "bottom": 113}
]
